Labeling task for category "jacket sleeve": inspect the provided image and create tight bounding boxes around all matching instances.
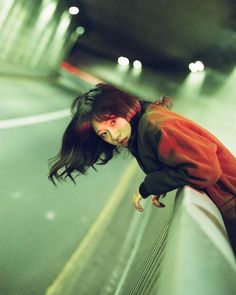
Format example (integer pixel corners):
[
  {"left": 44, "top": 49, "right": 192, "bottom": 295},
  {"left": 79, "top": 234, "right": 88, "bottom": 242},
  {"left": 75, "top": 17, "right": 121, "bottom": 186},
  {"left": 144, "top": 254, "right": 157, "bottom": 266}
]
[{"left": 139, "top": 120, "right": 222, "bottom": 198}]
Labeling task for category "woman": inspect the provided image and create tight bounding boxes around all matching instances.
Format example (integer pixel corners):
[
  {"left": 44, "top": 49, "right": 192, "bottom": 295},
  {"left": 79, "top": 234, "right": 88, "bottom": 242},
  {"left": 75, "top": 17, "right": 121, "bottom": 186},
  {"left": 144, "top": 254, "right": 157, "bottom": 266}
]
[{"left": 48, "top": 83, "right": 236, "bottom": 250}]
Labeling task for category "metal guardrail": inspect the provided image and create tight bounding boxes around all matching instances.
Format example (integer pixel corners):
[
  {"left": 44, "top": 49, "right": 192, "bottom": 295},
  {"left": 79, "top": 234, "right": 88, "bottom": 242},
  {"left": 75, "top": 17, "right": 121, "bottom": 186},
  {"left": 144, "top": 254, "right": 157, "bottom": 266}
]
[
  {"left": 150, "top": 186, "right": 236, "bottom": 295},
  {"left": 110, "top": 185, "right": 236, "bottom": 295}
]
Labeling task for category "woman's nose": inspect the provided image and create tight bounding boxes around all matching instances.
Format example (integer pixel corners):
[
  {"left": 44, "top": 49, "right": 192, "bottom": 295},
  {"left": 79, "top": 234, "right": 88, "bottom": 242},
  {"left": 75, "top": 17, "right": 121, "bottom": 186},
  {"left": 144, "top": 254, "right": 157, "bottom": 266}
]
[{"left": 110, "top": 130, "right": 121, "bottom": 141}]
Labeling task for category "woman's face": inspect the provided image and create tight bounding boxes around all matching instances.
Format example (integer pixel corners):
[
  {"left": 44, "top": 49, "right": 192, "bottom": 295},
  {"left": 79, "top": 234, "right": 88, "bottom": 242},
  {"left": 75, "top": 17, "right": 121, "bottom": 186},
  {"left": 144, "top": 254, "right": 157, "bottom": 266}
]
[{"left": 91, "top": 116, "right": 132, "bottom": 146}]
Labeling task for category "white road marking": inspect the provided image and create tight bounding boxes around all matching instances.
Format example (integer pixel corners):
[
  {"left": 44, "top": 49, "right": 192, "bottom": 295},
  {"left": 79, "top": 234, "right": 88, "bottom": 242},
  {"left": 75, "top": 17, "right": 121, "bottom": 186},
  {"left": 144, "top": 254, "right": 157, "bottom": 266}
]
[{"left": 0, "top": 109, "right": 71, "bottom": 129}]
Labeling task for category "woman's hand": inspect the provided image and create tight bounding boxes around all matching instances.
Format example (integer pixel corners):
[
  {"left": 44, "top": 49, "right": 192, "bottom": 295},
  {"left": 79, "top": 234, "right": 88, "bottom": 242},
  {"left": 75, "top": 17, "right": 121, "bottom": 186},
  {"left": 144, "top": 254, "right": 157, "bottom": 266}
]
[
  {"left": 132, "top": 192, "right": 144, "bottom": 212},
  {"left": 132, "top": 192, "right": 166, "bottom": 212},
  {"left": 151, "top": 194, "right": 166, "bottom": 208}
]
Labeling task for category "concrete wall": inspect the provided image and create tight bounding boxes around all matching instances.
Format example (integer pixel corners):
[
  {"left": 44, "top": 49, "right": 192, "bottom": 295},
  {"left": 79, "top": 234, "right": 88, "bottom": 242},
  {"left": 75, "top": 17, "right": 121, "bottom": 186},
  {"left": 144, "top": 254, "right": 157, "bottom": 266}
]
[{"left": 0, "top": 0, "right": 80, "bottom": 77}]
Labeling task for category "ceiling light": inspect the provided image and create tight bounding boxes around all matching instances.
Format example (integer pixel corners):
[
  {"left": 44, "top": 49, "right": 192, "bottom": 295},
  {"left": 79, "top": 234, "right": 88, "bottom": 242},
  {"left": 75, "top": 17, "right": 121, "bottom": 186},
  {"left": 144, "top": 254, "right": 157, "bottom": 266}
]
[
  {"left": 195, "top": 61, "right": 204, "bottom": 72},
  {"left": 69, "top": 6, "right": 79, "bottom": 15},
  {"left": 117, "top": 56, "right": 129, "bottom": 66},
  {"left": 76, "top": 26, "right": 85, "bottom": 35},
  {"left": 189, "top": 61, "right": 205, "bottom": 72},
  {"left": 133, "top": 60, "right": 142, "bottom": 69},
  {"left": 189, "top": 62, "right": 198, "bottom": 72}
]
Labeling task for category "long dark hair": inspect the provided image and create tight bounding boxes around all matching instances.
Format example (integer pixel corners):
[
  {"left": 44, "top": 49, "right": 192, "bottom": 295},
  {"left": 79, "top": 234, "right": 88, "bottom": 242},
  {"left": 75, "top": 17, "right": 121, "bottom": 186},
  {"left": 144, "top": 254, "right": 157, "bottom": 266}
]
[
  {"left": 48, "top": 83, "right": 172, "bottom": 184},
  {"left": 49, "top": 83, "right": 142, "bottom": 184}
]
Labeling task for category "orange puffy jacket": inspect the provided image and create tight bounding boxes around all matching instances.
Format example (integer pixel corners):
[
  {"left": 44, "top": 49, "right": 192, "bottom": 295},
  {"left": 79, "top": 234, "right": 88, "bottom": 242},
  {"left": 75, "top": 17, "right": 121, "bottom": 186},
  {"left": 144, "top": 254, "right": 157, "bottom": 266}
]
[{"left": 129, "top": 103, "right": 236, "bottom": 216}]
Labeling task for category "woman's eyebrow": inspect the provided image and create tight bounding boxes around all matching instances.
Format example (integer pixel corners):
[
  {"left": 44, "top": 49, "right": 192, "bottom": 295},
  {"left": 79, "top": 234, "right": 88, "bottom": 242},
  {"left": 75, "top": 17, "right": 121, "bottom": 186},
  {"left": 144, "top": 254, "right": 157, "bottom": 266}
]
[{"left": 97, "top": 116, "right": 117, "bottom": 134}]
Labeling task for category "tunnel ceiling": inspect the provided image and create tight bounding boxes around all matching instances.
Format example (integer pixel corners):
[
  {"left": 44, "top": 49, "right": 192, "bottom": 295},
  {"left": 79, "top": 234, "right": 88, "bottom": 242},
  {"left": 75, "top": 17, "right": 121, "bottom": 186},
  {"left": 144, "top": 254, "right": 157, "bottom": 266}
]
[{"left": 68, "top": 0, "right": 236, "bottom": 70}]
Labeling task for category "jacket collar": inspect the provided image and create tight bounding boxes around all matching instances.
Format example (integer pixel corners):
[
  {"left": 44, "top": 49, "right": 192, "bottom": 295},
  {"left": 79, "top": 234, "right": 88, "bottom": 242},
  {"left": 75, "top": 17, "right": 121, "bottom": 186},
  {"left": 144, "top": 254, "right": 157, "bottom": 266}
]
[{"left": 127, "top": 110, "right": 144, "bottom": 154}]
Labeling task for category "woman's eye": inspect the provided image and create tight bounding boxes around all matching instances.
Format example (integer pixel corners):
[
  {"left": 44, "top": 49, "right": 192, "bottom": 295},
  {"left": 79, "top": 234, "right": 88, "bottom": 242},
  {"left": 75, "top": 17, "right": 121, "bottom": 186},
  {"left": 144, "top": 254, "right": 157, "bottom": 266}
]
[{"left": 101, "top": 132, "right": 108, "bottom": 138}]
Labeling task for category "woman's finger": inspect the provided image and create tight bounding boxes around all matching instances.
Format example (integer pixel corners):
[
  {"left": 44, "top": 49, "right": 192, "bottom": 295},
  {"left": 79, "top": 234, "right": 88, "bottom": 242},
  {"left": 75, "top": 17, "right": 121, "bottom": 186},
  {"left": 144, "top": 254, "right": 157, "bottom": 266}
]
[
  {"left": 133, "top": 200, "right": 144, "bottom": 212},
  {"left": 132, "top": 194, "right": 144, "bottom": 212},
  {"left": 152, "top": 196, "right": 165, "bottom": 208},
  {"left": 133, "top": 202, "right": 144, "bottom": 212},
  {"left": 152, "top": 197, "right": 161, "bottom": 207}
]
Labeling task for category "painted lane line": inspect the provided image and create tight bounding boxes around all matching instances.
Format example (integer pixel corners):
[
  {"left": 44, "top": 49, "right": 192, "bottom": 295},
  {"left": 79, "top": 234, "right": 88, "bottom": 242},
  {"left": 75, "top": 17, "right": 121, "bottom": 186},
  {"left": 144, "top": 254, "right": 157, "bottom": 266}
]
[
  {"left": 45, "top": 160, "right": 139, "bottom": 295},
  {"left": 100, "top": 202, "right": 148, "bottom": 295},
  {"left": 0, "top": 109, "right": 71, "bottom": 129}
]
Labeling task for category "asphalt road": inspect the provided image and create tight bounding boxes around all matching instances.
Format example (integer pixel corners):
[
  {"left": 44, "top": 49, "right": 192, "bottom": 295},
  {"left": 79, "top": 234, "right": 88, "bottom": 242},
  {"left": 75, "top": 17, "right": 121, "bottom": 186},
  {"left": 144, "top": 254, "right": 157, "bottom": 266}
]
[
  {"left": 0, "top": 66, "right": 235, "bottom": 295},
  {"left": 0, "top": 74, "right": 134, "bottom": 295}
]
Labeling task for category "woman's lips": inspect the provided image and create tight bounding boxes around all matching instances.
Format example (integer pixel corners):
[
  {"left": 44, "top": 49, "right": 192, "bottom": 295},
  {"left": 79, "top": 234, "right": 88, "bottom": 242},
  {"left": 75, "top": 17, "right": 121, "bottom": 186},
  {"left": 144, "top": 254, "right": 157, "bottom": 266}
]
[{"left": 120, "top": 137, "right": 128, "bottom": 146}]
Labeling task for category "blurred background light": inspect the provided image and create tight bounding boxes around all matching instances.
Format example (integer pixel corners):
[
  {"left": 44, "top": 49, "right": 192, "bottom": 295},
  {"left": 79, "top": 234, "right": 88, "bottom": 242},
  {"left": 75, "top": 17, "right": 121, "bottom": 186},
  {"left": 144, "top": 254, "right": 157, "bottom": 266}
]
[
  {"left": 76, "top": 26, "right": 85, "bottom": 36},
  {"left": 30, "top": 0, "right": 57, "bottom": 36},
  {"left": 69, "top": 6, "right": 79, "bottom": 15},
  {"left": 189, "top": 62, "right": 198, "bottom": 72},
  {"left": 133, "top": 60, "right": 142, "bottom": 69},
  {"left": 117, "top": 56, "right": 130, "bottom": 66},
  {"left": 195, "top": 61, "right": 204, "bottom": 72},
  {"left": 189, "top": 61, "right": 205, "bottom": 73}
]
